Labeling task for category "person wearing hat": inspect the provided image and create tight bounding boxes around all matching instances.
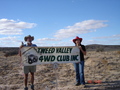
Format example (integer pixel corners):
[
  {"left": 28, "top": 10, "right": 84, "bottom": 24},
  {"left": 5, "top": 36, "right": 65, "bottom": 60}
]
[
  {"left": 19, "top": 35, "right": 37, "bottom": 90},
  {"left": 73, "top": 36, "right": 86, "bottom": 86}
]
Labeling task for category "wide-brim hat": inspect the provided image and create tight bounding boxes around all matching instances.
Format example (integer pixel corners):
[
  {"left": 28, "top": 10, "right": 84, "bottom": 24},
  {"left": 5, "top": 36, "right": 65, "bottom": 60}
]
[
  {"left": 24, "top": 35, "right": 34, "bottom": 41},
  {"left": 73, "top": 36, "right": 82, "bottom": 43}
]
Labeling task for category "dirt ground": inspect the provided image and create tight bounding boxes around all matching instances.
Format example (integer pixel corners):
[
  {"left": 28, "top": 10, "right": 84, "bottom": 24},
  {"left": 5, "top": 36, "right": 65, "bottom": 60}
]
[{"left": 0, "top": 49, "right": 120, "bottom": 90}]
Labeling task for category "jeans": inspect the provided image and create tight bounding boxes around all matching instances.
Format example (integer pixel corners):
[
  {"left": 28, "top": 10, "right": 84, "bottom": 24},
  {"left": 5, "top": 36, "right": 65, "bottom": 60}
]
[{"left": 74, "top": 60, "right": 85, "bottom": 84}]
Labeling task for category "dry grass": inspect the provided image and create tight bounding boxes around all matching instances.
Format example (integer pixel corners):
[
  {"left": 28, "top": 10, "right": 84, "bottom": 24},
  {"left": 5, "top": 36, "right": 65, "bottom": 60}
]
[{"left": 0, "top": 48, "right": 120, "bottom": 90}]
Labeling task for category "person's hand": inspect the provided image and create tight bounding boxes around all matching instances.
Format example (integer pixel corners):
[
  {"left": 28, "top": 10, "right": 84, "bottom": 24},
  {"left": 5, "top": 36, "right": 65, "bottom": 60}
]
[
  {"left": 19, "top": 42, "right": 24, "bottom": 48},
  {"left": 79, "top": 46, "right": 82, "bottom": 50},
  {"left": 20, "top": 45, "right": 24, "bottom": 48}
]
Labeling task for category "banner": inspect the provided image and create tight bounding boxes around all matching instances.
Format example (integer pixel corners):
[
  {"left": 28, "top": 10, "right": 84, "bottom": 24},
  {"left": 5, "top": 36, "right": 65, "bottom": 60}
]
[{"left": 21, "top": 46, "right": 80, "bottom": 66}]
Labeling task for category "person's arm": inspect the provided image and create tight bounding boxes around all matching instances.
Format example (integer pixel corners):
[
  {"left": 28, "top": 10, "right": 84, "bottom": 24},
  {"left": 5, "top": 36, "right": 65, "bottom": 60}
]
[
  {"left": 18, "top": 48, "right": 22, "bottom": 57},
  {"left": 18, "top": 43, "right": 24, "bottom": 57},
  {"left": 79, "top": 46, "right": 86, "bottom": 55}
]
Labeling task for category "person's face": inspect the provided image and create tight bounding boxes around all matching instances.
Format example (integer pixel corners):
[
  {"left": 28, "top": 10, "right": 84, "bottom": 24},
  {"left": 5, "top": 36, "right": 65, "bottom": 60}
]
[
  {"left": 26, "top": 37, "right": 32, "bottom": 43},
  {"left": 75, "top": 39, "right": 81, "bottom": 45}
]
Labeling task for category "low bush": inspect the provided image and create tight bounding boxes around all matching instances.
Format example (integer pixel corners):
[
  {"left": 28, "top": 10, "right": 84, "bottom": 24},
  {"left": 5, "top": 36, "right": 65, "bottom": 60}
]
[{"left": 96, "top": 48, "right": 104, "bottom": 52}]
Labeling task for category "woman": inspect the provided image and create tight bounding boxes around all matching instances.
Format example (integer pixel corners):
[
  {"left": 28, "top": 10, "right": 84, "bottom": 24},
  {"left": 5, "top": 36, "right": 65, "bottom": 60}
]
[{"left": 73, "top": 36, "right": 86, "bottom": 86}]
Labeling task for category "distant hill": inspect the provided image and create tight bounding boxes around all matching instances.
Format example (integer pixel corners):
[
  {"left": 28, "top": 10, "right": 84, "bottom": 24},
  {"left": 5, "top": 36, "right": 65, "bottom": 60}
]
[
  {"left": 0, "top": 47, "right": 19, "bottom": 57},
  {"left": 86, "top": 44, "right": 120, "bottom": 51},
  {"left": 0, "top": 44, "right": 120, "bottom": 56},
  {"left": 0, "top": 47, "right": 18, "bottom": 53}
]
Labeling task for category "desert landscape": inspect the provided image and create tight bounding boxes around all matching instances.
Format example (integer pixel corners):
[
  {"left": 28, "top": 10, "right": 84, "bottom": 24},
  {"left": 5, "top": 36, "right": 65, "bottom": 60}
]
[{"left": 0, "top": 44, "right": 120, "bottom": 90}]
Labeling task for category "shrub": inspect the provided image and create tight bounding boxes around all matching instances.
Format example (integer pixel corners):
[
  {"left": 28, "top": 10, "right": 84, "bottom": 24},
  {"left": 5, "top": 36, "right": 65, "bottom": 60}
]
[
  {"left": 4, "top": 51, "right": 18, "bottom": 57},
  {"left": 117, "top": 51, "right": 120, "bottom": 54},
  {"left": 96, "top": 47, "right": 104, "bottom": 52}
]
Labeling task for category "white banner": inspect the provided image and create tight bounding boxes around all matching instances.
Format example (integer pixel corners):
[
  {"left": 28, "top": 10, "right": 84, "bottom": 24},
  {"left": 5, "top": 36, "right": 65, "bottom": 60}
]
[{"left": 21, "top": 46, "right": 80, "bottom": 66}]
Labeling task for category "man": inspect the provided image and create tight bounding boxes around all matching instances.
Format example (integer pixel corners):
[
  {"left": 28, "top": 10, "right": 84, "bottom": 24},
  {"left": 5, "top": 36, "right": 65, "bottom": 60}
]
[
  {"left": 19, "top": 35, "right": 37, "bottom": 90},
  {"left": 73, "top": 36, "right": 86, "bottom": 87}
]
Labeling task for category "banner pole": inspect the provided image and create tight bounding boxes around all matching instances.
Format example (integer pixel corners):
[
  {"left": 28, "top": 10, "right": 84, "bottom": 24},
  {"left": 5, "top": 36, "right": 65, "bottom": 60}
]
[{"left": 53, "top": 63, "right": 59, "bottom": 90}]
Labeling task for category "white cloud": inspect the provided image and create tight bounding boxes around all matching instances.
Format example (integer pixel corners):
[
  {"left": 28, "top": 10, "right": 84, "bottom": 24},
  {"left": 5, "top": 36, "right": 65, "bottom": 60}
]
[
  {"left": 0, "top": 36, "right": 21, "bottom": 47},
  {"left": 38, "top": 38, "right": 61, "bottom": 41},
  {"left": 84, "top": 34, "right": 120, "bottom": 45},
  {"left": 0, "top": 36, "right": 17, "bottom": 41},
  {"left": 83, "top": 39, "right": 106, "bottom": 45},
  {"left": 93, "top": 34, "right": 120, "bottom": 39},
  {"left": 35, "top": 41, "right": 73, "bottom": 46},
  {"left": 0, "top": 18, "right": 36, "bottom": 35},
  {"left": 54, "top": 20, "right": 108, "bottom": 39}
]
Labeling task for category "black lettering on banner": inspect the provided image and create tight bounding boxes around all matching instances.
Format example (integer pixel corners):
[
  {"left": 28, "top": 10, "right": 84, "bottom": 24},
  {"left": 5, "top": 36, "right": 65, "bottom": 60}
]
[
  {"left": 39, "top": 56, "right": 43, "bottom": 62},
  {"left": 56, "top": 48, "right": 72, "bottom": 53},
  {"left": 71, "top": 55, "right": 78, "bottom": 61},
  {"left": 57, "top": 55, "right": 69, "bottom": 61},
  {"left": 37, "top": 48, "right": 55, "bottom": 53},
  {"left": 39, "top": 55, "right": 55, "bottom": 62}
]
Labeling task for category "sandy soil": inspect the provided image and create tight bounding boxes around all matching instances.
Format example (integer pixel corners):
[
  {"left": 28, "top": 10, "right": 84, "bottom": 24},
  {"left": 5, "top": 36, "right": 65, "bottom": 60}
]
[{"left": 0, "top": 49, "right": 120, "bottom": 90}]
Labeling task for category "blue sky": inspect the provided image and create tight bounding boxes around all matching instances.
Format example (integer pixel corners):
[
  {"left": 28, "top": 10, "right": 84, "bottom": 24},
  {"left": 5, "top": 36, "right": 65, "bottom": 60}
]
[{"left": 0, "top": 0, "right": 120, "bottom": 47}]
